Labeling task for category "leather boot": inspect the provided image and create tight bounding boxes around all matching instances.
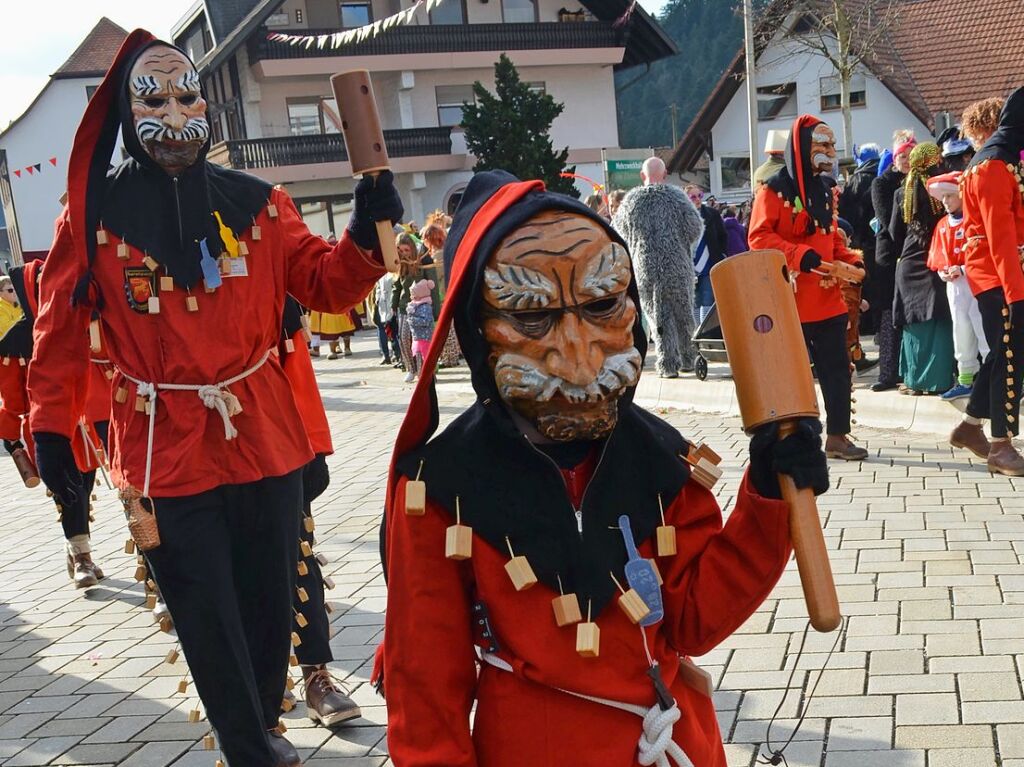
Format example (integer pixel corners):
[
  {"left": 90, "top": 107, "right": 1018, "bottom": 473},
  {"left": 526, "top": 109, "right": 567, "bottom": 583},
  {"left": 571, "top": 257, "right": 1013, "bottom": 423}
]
[
  {"left": 824, "top": 435, "right": 868, "bottom": 461},
  {"left": 950, "top": 421, "right": 991, "bottom": 459},
  {"left": 303, "top": 666, "right": 361, "bottom": 727},
  {"left": 66, "top": 536, "right": 104, "bottom": 588},
  {"left": 267, "top": 728, "right": 301, "bottom": 767},
  {"left": 987, "top": 440, "right": 1024, "bottom": 476}
]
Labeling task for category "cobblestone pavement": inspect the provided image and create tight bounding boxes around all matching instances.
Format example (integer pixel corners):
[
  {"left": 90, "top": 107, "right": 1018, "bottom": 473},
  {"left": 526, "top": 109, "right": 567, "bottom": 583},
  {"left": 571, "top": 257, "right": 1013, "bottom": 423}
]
[{"left": 0, "top": 331, "right": 1022, "bottom": 766}]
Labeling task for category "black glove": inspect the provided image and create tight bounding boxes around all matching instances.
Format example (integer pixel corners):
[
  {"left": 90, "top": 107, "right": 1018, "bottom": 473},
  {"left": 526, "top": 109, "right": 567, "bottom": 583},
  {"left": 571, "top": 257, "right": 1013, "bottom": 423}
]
[
  {"left": 33, "top": 432, "right": 84, "bottom": 508},
  {"left": 1009, "top": 300, "right": 1024, "bottom": 330},
  {"left": 799, "top": 250, "right": 823, "bottom": 273},
  {"left": 302, "top": 453, "right": 331, "bottom": 504},
  {"left": 347, "top": 170, "right": 405, "bottom": 251},
  {"left": 748, "top": 418, "right": 829, "bottom": 500},
  {"left": 3, "top": 439, "right": 22, "bottom": 454}
]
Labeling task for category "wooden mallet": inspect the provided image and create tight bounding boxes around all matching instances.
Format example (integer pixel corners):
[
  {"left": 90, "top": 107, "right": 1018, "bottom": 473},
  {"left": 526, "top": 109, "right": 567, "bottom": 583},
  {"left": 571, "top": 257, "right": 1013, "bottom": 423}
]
[
  {"left": 330, "top": 70, "right": 401, "bottom": 273},
  {"left": 710, "top": 249, "right": 842, "bottom": 633}
]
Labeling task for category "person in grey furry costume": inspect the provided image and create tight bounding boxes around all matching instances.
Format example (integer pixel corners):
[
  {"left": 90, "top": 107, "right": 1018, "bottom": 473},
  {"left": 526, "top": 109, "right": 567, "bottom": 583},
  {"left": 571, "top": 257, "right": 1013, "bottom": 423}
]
[{"left": 613, "top": 179, "right": 704, "bottom": 377}]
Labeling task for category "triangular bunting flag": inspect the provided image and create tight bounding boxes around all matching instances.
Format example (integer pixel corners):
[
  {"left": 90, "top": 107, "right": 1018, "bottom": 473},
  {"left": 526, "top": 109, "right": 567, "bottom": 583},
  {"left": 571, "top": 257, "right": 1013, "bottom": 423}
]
[
  {"left": 13, "top": 169, "right": 20, "bottom": 178},
  {"left": 25, "top": 167, "right": 33, "bottom": 175},
  {"left": 33, "top": 164, "right": 41, "bottom": 173},
  {"left": 49, "top": 157, "right": 57, "bottom": 166}
]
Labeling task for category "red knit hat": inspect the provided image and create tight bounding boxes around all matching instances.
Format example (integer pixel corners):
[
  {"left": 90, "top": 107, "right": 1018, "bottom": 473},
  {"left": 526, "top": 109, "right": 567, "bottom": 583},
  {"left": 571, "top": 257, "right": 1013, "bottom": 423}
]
[{"left": 926, "top": 171, "right": 962, "bottom": 200}]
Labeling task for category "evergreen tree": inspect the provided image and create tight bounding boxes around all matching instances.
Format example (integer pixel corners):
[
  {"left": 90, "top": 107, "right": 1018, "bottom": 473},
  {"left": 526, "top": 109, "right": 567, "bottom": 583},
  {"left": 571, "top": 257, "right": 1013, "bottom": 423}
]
[{"left": 462, "top": 54, "right": 579, "bottom": 197}]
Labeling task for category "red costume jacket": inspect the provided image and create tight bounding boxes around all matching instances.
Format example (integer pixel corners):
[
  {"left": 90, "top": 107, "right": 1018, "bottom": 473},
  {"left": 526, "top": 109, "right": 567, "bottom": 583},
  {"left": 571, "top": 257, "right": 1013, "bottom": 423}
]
[
  {"left": 927, "top": 214, "right": 966, "bottom": 273},
  {"left": 29, "top": 188, "right": 381, "bottom": 497},
  {"left": 748, "top": 187, "right": 860, "bottom": 323},
  {"left": 279, "top": 315, "right": 333, "bottom": 456},
  {"left": 961, "top": 160, "right": 1024, "bottom": 301},
  {"left": 384, "top": 468, "right": 792, "bottom": 767}
]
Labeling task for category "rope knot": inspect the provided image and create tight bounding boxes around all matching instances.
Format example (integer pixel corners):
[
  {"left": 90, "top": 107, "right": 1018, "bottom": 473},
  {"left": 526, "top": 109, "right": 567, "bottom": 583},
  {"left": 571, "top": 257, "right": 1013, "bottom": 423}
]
[
  {"left": 638, "top": 702, "right": 682, "bottom": 767},
  {"left": 136, "top": 382, "right": 156, "bottom": 400},
  {"left": 197, "top": 385, "right": 243, "bottom": 440}
]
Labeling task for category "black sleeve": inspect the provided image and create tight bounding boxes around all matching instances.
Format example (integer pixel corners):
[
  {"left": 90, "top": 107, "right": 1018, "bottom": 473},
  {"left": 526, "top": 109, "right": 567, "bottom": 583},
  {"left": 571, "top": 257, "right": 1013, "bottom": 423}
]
[
  {"left": 871, "top": 177, "right": 892, "bottom": 236},
  {"left": 889, "top": 189, "right": 907, "bottom": 254}
]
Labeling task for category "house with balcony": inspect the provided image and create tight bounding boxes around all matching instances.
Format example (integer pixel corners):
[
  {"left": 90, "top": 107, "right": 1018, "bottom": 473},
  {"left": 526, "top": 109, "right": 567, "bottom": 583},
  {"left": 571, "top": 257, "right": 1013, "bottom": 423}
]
[{"left": 172, "top": 0, "right": 676, "bottom": 234}]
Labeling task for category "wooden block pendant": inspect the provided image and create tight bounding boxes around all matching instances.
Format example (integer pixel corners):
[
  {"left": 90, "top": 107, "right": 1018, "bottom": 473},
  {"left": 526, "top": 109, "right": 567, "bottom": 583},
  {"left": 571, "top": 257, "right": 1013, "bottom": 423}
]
[
  {"left": 291, "top": 631, "right": 302, "bottom": 647},
  {"left": 655, "top": 494, "right": 676, "bottom": 557},
  {"left": 284, "top": 338, "right": 295, "bottom": 354},
  {"left": 135, "top": 395, "right": 148, "bottom": 413},
  {"left": 204, "top": 734, "right": 216, "bottom": 750},
  {"left": 1, "top": 357, "right": 7, "bottom": 366},
  {"left": 251, "top": 224, "right": 262, "bottom": 241},
  {"left": 316, "top": 552, "right": 328, "bottom": 566},
  {"left": 238, "top": 241, "right": 250, "bottom": 256},
  {"left": 297, "top": 587, "right": 309, "bottom": 603},
  {"left": 186, "top": 295, "right": 199, "bottom": 312},
  {"left": 145, "top": 593, "right": 157, "bottom": 610},
  {"left": 115, "top": 386, "right": 128, "bottom": 404},
  {"left": 289, "top": 653, "right": 299, "bottom": 667},
  {"left": 89, "top": 320, "right": 102, "bottom": 353},
  {"left": 656, "top": 526, "right": 677, "bottom": 557},
  {"left": 134, "top": 565, "right": 147, "bottom": 582},
  {"left": 160, "top": 275, "right": 174, "bottom": 292},
  {"left": 124, "top": 539, "right": 136, "bottom": 555},
  {"left": 323, "top": 575, "right": 335, "bottom": 590},
  {"left": 695, "top": 443, "right": 722, "bottom": 465},
  {"left": 219, "top": 257, "right": 231, "bottom": 276},
  {"left": 552, "top": 593, "right": 582, "bottom": 627},
  {"left": 159, "top": 617, "right": 173, "bottom": 633},
  {"left": 304, "top": 516, "right": 315, "bottom": 533},
  {"left": 147, "top": 296, "right": 160, "bottom": 315},
  {"left": 295, "top": 612, "right": 308, "bottom": 628},
  {"left": 268, "top": 204, "right": 278, "bottom": 218},
  {"left": 96, "top": 229, "right": 109, "bottom": 245},
  {"left": 504, "top": 538, "right": 537, "bottom": 591},
  {"left": 143, "top": 255, "right": 159, "bottom": 272},
  {"left": 324, "top": 602, "right": 335, "bottom": 614},
  {"left": 281, "top": 695, "right": 295, "bottom": 713},
  {"left": 575, "top": 601, "right": 599, "bottom": 658},
  {"left": 188, "top": 709, "right": 201, "bottom": 723},
  {"left": 406, "top": 460, "right": 427, "bottom": 515},
  {"left": 285, "top": 676, "right": 296, "bottom": 690},
  {"left": 445, "top": 497, "right": 472, "bottom": 560},
  {"left": 165, "top": 648, "right": 179, "bottom": 664},
  {"left": 300, "top": 540, "right": 313, "bottom": 558},
  {"left": 116, "top": 242, "right": 130, "bottom": 260},
  {"left": 177, "top": 679, "right": 188, "bottom": 694},
  {"left": 297, "top": 560, "right": 308, "bottom": 576},
  {"left": 18, "top": 357, "right": 25, "bottom": 367},
  {"left": 104, "top": 368, "right": 114, "bottom": 380},
  {"left": 612, "top": 572, "right": 650, "bottom": 624}
]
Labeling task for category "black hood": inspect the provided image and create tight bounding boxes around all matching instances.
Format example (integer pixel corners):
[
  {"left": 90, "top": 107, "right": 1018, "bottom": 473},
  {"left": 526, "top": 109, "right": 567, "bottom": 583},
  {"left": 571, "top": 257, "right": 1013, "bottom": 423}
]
[
  {"left": 393, "top": 171, "right": 691, "bottom": 616},
  {"left": 970, "top": 86, "right": 1024, "bottom": 170},
  {"left": 88, "top": 39, "right": 271, "bottom": 291},
  {"left": 0, "top": 266, "right": 34, "bottom": 359},
  {"left": 768, "top": 115, "right": 834, "bottom": 235}
]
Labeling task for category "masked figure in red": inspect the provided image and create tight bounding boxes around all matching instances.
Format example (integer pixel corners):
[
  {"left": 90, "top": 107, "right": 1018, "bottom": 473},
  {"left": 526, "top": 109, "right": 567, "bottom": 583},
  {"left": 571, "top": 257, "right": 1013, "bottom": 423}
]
[
  {"left": 748, "top": 115, "right": 868, "bottom": 461},
  {"left": 377, "top": 171, "right": 829, "bottom": 766},
  {"left": 28, "top": 33, "right": 400, "bottom": 766}
]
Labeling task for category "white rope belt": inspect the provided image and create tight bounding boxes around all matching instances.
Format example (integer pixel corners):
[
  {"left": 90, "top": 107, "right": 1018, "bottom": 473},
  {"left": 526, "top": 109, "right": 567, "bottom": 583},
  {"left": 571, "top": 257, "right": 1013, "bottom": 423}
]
[
  {"left": 78, "top": 419, "right": 112, "bottom": 490},
  {"left": 480, "top": 653, "right": 693, "bottom": 767},
  {"left": 118, "top": 349, "right": 273, "bottom": 497}
]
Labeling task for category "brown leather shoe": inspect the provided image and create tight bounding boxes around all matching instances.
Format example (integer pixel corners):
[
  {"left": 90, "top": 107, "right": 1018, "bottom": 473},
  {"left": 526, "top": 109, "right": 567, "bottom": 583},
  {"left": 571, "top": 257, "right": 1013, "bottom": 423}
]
[
  {"left": 304, "top": 666, "right": 361, "bottom": 728},
  {"left": 987, "top": 440, "right": 1024, "bottom": 476},
  {"left": 65, "top": 545, "right": 104, "bottom": 589},
  {"left": 267, "top": 728, "right": 300, "bottom": 767},
  {"left": 825, "top": 435, "right": 868, "bottom": 461},
  {"left": 950, "top": 421, "right": 991, "bottom": 459}
]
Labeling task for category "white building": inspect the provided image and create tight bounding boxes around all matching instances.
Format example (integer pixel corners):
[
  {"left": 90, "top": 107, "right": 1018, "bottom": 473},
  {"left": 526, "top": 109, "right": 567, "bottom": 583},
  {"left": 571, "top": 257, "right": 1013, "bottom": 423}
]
[
  {"left": 0, "top": 19, "right": 128, "bottom": 263},
  {"left": 668, "top": 0, "right": 1022, "bottom": 201},
  {"left": 174, "top": 0, "right": 676, "bottom": 234}
]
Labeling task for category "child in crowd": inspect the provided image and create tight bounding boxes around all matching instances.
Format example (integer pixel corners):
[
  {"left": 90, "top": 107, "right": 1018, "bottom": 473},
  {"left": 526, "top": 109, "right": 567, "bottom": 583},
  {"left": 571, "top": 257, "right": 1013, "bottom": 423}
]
[
  {"left": 406, "top": 278, "right": 435, "bottom": 384},
  {"left": 927, "top": 172, "right": 989, "bottom": 400}
]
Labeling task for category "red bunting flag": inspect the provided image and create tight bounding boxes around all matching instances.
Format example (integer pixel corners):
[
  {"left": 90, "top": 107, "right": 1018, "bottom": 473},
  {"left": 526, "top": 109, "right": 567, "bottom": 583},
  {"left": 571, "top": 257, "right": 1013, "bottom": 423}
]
[
  {"left": 49, "top": 157, "right": 57, "bottom": 166},
  {"left": 25, "top": 166, "right": 33, "bottom": 175},
  {"left": 13, "top": 170, "right": 20, "bottom": 178}
]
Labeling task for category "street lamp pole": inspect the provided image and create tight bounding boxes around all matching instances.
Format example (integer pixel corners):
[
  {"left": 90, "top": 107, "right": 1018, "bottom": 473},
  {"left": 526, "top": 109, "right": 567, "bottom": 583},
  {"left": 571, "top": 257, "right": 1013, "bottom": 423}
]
[{"left": 743, "top": 0, "right": 758, "bottom": 188}]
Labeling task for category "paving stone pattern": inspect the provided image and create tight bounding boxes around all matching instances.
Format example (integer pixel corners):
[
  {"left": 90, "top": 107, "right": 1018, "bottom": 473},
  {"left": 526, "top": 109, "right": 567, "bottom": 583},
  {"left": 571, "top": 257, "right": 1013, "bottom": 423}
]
[{"left": 0, "top": 333, "right": 1021, "bottom": 766}]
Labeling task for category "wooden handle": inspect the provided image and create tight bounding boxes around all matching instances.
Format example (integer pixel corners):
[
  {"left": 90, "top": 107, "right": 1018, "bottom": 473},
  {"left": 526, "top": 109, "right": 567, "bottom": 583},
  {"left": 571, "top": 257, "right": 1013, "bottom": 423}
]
[
  {"left": 778, "top": 421, "right": 841, "bottom": 632},
  {"left": 375, "top": 219, "right": 400, "bottom": 273},
  {"left": 12, "top": 448, "right": 40, "bottom": 489}
]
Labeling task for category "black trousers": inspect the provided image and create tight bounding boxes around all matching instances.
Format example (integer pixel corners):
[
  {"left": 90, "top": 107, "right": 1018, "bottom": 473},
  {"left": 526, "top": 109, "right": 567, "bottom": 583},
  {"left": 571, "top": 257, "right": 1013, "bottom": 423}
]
[
  {"left": 967, "top": 287, "right": 1024, "bottom": 438},
  {"left": 294, "top": 502, "right": 333, "bottom": 666},
  {"left": 147, "top": 470, "right": 302, "bottom": 767},
  {"left": 877, "top": 309, "right": 903, "bottom": 386},
  {"left": 59, "top": 421, "right": 109, "bottom": 540},
  {"left": 802, "top": 314, "right": 852, "bottom": 436}
]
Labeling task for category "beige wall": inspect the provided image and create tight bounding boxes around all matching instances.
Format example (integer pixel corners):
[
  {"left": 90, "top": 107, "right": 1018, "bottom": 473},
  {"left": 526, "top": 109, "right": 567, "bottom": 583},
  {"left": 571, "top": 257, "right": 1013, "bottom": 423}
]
[{"left": 282, "top": 0, "right": 592, "bottom": 28}]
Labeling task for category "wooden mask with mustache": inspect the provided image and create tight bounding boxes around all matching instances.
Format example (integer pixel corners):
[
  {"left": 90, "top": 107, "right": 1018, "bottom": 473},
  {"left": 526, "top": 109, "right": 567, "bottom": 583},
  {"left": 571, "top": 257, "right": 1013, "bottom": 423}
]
[{"left": 481, "top": 211, "right": 641, "bottom": 442}]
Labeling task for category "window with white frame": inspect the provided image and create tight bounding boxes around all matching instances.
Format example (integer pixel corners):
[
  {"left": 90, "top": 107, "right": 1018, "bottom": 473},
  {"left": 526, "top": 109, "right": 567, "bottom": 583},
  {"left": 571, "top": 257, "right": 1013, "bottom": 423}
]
[
  {"left": 820, "top": 73, "right": 866, "bottom": 111},
  {"left": 756, "top": 83, "right": 797, "bottom": 120},
  {"left": 436, "top": 85, "right": 476, "bottom": 127}
]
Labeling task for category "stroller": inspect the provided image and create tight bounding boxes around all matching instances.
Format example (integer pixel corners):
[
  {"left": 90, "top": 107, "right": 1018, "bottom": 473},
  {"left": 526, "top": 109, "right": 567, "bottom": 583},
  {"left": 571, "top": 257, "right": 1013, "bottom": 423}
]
[{"left": 692, "top": 304, "right": 728, "bottom": 381}]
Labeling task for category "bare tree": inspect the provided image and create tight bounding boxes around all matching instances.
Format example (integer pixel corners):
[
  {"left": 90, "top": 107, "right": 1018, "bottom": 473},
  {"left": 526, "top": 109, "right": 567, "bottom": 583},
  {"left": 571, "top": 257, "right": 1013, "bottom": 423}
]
[{"left": 757, "top": 0, "right": 901, "bottom": 154}]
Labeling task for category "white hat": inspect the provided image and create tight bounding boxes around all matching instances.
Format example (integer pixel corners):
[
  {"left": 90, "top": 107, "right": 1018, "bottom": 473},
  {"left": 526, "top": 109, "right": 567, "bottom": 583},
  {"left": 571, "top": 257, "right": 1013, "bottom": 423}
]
[{"left": 765, "top": 129, "right": 790, "bottom": 155}]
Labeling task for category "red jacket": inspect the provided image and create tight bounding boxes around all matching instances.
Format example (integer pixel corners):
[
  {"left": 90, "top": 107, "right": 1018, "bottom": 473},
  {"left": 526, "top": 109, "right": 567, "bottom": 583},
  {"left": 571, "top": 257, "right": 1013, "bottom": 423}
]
[
  {"left": 961, "top": 160, "right": 1024, "bottom": 301},
  {"left": 29, "top": 188, "right": 381, "bottom": 497},
  {"left": 748, "top": 186, "right": 860, "bottom": 323},
  {"left": 927, "top": 214, "right": 966, "bottom": 273},
  {"left": 279, "top": 323, "right": 333, "bottom": 456},
  {"left": 383, "top": 469, "right": 791, "bottom": 767}
]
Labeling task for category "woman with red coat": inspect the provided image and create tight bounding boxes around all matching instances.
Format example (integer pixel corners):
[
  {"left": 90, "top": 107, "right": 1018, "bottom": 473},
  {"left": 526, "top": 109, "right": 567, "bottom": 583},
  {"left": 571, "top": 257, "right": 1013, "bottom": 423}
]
[
  {"left": 378, "top": 171, "right": 829, "bottom": 766},
  {"left": 951, "top": 87, "right": 1024, "bottom": 475},
  {"left": 748, "top": 114, "right": 868, "bottom": 461}
]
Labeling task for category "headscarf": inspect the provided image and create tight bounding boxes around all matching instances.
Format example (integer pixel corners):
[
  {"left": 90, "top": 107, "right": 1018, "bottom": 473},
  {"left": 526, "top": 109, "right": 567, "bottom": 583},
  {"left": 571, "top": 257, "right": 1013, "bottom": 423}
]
[
  {"left": 902, "top": 142, "right": 943, "bottom": 225},
  {"left": 877, "top": 149, "right": 893, "bottom": 177},
  {"left": 855, "top": 144, "right": 881, "bottom": 166},
  {"left": 766, "top": 114, "right": 833, "bottom": 234},
  {"left": 968, "top": 86, "right": 1024, "bottom": 170}
]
